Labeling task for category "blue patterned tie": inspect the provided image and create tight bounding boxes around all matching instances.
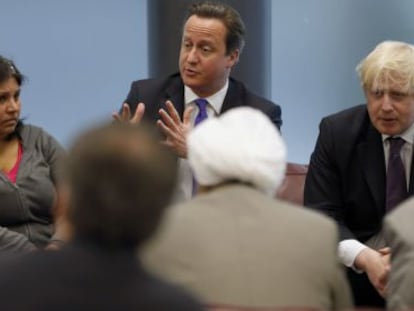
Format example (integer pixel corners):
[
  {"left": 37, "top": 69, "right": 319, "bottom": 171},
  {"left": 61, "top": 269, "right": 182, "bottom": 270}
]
[
  {"left": 192, "top": 99, "right": 209, "bottom": 196},
  {"left": 386, "top": 137, "right": 408, "bottom": 211}
]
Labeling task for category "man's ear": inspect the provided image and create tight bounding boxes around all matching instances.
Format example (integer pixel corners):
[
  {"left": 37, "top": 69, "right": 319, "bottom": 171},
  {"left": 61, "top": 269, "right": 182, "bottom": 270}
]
[{"left": 226, "top": 49, "right": 240, "bottom": 69}]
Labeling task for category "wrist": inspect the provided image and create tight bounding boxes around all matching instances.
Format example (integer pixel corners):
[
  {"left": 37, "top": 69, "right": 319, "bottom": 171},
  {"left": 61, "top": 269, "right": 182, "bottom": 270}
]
[{"left": 354, "top": 247, "right": 375, "bottom": 271}]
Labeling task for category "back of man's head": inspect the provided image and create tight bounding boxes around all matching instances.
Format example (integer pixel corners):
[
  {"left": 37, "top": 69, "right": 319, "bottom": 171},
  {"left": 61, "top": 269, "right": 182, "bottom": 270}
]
[
  {"left": 64, "top": 122, "right": 177, "bottom": 249},
  {"left": 188, "top": 107, "right": 286, "bottom": 196}
]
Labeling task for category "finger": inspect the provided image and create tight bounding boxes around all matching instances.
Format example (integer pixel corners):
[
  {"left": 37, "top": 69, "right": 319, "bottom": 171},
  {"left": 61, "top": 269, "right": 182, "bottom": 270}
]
[
  {"left": 121, "top": 103, "right": 131, "bottom": 121},
  {"left": 157, "top": 119, "right": 176, "bottom": 140},
  {"left": 165, "top": 100, "right": 182, "bottom": 124},
  {"left": 160, "top": 139, "right": 173, "bottom": 148},
  {"left": 131, "top": 102, "right": 145, "bottom": 124},
  {"left": 159, "top": 108, "right": 178, "bottom": 131},
  {"left": 183, "top": 105, "right": 194, "bottom": 125},
  {"left": 159, "top": 129, "right": 187, "bottom": 158},
  {"left": 373, "top": 279, "right": 386, "bottom": 297},
  {"left": 112, "top": 112, "right": 122, "bottom": 122},
  {"left": 378, "top": 247, "right": 391, "bottom": 255}
]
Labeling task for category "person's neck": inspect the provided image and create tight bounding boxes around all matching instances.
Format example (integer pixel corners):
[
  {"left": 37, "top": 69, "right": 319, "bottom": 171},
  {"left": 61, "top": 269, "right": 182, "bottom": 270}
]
[
  {"left": 192, "top": 88, "right": 217, "bottom": 99},
  {"left": 0, "top": 136, "right": 18, "bottom": 152},
  {"left": 197, "top": 180, "right": 249, "bottom": 194},
  {"left": 191, "top": 77, "right": 229, "bottom": 98},
  {"left": 0, "top": 137, "right": 19, "bottom": 172}
]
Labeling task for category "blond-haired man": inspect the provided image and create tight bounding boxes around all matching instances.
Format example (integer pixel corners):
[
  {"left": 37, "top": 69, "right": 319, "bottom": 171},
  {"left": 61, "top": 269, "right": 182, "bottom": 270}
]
[{"left": 305, "top": 40, "right": 414, "bottom": 307}]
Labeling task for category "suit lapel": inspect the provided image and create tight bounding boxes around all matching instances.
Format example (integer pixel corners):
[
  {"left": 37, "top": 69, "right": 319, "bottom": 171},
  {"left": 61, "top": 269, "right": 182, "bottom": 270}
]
[
  {"left": 220, "top": 78, "right": 245, "bottom": 114},
  {"left": 358, "top": 124, "right": 386, "bottom": 210},
  {"left": 164, "top": 75, "right": 185, "bottom": 119},
  {"left": 408, "top": 139, "right": 414, "bottom": 195}
]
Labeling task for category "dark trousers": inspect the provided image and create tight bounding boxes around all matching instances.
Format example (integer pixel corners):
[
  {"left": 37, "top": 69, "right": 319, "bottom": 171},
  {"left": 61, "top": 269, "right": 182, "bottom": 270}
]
[{"left": 347, "top": 268, "right": 385, "bottom": 308}]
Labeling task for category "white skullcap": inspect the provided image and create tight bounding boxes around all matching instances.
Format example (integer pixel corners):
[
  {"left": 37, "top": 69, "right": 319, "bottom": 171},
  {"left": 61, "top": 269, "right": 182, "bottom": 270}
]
[{"left": 188, "top": 107, "right": 287, "bottom": 196}]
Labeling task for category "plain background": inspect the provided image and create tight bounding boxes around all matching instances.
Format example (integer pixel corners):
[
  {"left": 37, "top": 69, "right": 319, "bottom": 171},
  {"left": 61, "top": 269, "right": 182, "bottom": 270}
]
[{"left": 1, "top": 0, "right": 414, "bottom": 162}]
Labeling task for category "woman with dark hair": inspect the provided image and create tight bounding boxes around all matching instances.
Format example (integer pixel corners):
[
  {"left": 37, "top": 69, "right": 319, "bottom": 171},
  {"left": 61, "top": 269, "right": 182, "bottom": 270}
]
[{"left": 0, "top": 55, "right": 64, "bottom": 252}]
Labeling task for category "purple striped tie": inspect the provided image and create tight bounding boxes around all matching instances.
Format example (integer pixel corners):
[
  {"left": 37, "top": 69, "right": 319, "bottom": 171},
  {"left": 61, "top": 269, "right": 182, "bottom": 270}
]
[
  {"left": 386, "top": 137, "right": 408, "bottom": 211},
  {"left": 192, "top": 99, "right": 209, "bottom": 196},
  {"left": 194, "top": 98, "right": 209, "bottom": 126}
]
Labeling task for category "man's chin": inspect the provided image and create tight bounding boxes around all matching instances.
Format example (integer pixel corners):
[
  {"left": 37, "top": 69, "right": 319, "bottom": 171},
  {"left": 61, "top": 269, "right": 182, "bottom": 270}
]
[
  {"left": 376, "top": 125, "right": 402, "bottom": 136},
  {"left": 181, "top": 75, "right": 198, "bottom": 85},
  {"left": 182, "top": 79, "right": 201, "bottom": 91}
]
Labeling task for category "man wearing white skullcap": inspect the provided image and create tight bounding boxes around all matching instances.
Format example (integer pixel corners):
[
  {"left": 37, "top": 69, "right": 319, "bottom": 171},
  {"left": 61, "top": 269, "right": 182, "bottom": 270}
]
[
  {"left": 142, "top": 107, "right": 352, "bottom": 310},
  {"left": 188, "top": 107, "right": 286, "bottom": 196}
]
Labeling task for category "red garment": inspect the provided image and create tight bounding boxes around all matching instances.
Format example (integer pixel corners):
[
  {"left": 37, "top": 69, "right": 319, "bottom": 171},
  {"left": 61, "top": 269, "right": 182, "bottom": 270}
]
[{"left": 5, "top": 142, "right": 22, "bottom": 183}]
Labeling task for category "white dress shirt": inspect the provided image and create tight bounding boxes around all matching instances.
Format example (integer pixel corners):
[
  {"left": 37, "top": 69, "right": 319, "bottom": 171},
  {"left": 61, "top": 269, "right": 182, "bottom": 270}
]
[{"left": 171, "top": 81, "right": 229, "bottom": 203}]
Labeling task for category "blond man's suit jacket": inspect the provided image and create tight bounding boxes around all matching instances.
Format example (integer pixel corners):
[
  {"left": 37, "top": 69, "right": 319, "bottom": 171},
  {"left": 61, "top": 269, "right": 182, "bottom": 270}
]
[{"left": 142, "top": 184, "right": 352, "bottom": 310}]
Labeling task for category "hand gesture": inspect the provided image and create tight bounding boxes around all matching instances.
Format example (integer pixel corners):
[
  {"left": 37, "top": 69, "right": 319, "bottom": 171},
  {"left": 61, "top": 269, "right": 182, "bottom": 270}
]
[
  {"left": 157, "top": 100, "right": 193, "bottom": 158},
  {"left": 112, "top": 102, "right": 145, "bottom": 124}
]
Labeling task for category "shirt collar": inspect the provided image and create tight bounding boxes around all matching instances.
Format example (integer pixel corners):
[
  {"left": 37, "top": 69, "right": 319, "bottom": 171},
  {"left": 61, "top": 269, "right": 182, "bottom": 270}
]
[
  {"left": 184, "top": 79, "right": 229, "bottom": 115},
  {"left": 382, "top": 122, "right": 414, "bottom": 145}
]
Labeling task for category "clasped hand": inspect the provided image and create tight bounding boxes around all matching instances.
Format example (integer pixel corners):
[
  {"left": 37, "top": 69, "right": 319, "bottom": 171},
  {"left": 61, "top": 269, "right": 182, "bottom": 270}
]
[{"left": 355, "top": 247, "right": 391, "bottom": 297}]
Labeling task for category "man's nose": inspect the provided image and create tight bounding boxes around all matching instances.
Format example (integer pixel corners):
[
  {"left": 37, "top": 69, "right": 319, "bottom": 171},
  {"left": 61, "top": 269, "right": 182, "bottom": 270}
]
[
  {"left": 380, "top": 94, "right": 394, "bottom": 111},
  {"left": 187, "top": 47, "right": 199, "bottom": 63}
]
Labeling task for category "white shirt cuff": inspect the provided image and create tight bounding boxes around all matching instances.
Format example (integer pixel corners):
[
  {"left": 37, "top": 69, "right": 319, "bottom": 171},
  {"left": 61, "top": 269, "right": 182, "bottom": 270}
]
[{"left": 338, "top": 239, "right": 367, "bottom": 272}]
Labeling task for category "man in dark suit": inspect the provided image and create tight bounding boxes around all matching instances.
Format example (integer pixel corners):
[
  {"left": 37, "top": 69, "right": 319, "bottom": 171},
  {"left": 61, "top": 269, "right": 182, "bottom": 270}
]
[
  {"left": 113, "top": 2, "right": 281, "bottom": 201},
  {"left": 304, "top": 40, "right": 414, "bottom": 307},
  {"left": 0, "top": 123, "right": 203, "bottom": 311}
]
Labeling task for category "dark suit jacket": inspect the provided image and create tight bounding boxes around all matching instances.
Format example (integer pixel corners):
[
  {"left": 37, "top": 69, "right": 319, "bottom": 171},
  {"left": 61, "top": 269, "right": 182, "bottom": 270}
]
[
  {"left": 124, "top": 73, "right": 282, "bottom": 130},
  {"left": 0, "top": 241, "right": 203, "bottom": 311},
  {"left": 304, "top": 105, "right": 414, "bottom": 242}
]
